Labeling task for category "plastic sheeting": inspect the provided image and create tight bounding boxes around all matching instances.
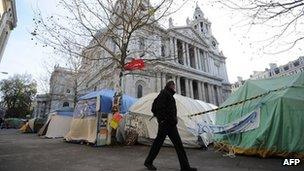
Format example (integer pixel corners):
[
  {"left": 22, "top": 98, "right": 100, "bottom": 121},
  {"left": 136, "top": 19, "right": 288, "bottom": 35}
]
[
  {"left": 79, "top": 89, "right": 137, "bottom": 114},
  {"left": 73, "top": 99, "right": 97, "bottom": 118},
  {"left": 128, "top": 93, "right": 217, "bottom": 148},
  {"left": 215, "top": 72, "right": 304, "bottom": 158},
  {"left": 65, "top": 89, "right": 137, "bottom": 144},
  {"left": 53, "top": 107, "right": 74, "bottom": 117}
]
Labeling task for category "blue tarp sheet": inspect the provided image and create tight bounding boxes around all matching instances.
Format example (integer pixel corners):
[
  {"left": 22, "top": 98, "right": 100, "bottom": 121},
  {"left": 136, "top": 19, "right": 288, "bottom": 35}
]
[
  {"left": 57, "top": 111, "right": 74, "bottom": 117},
  {"left": 52, "top": 107, "right": 74, "bottom": 117},
  {"left": 78, "top": 89, "right": 137, "bottom": 114}
]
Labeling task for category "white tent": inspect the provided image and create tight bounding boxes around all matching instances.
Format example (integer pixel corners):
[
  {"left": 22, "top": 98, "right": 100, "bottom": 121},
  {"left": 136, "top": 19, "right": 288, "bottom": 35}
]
[
  {"left": 128, "top": 93, "right": 217, "bottom": 148},
  {"left": 38, "top": 108, "right": 74, "bottom": 138}
]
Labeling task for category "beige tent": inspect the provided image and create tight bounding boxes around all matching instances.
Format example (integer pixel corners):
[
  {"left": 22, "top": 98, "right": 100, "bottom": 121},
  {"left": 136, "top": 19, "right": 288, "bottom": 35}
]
[
  {"left": 128, "top": 93, "right": 217, "bottom": 148},
  {"left": 38, "top": 108, "right": 74, "bottom": 138},
  {"left": 44, "top": 114, "right": 72, "bottom": 138}
]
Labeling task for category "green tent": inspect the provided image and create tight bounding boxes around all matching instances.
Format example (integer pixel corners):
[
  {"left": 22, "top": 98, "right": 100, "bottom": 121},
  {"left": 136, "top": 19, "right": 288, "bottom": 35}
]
[
  {"left": 214, "top": 72, "right": 304, "bottom": 159},
  {"left": 3, "top": 118, "right": 25, "bottom": 129}
]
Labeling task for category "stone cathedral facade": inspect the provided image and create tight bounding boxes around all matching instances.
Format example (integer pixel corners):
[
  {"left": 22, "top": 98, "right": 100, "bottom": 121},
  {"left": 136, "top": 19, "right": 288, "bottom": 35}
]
[{"left": 79, "top": 4, "right": 231, "bottom": 106}]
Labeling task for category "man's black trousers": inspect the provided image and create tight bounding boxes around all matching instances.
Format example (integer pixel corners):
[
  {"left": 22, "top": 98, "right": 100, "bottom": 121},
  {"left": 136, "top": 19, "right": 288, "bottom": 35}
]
[{"left": 145, "top": 122, "right": 190, "bottom": 169}]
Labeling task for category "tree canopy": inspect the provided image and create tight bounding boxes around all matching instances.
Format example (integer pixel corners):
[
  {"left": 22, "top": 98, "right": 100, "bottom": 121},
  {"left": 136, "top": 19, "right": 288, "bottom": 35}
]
[{"left": 0, "top": 74, "right": 37, "bottom": 118}]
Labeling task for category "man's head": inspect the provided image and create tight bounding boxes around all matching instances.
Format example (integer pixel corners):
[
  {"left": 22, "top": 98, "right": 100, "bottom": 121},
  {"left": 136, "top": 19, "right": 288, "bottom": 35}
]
[{"left": 165, "top": 81, "right": 176, "bottom": 92}]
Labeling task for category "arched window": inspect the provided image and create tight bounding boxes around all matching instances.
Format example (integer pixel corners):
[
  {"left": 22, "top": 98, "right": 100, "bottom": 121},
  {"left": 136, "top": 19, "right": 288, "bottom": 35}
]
[
  {"left": 137, "top": 85, "right": 143, "bottom": 98},
  {"left": 63, "top": 102, "right": 69, "bottom": 107},
  {"left": 135, "top": 80, "right": 146, "bottom": 98}
]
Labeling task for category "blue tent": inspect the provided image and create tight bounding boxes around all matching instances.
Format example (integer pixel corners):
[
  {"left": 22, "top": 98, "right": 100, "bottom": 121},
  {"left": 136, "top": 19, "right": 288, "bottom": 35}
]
[{"left": 78, "top": 89, "right": 137, "bottom": 114}]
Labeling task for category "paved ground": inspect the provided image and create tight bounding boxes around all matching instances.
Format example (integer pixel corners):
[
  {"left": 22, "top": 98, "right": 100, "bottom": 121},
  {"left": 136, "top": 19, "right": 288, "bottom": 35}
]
[{"left": 0, "top": 129, "right": 303, "bottom": 171}]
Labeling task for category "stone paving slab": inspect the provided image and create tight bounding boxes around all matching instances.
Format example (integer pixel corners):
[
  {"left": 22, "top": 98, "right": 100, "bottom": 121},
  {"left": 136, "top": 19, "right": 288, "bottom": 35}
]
[{"left": 0, "top": 129, "right": 303, "bottom": 171}]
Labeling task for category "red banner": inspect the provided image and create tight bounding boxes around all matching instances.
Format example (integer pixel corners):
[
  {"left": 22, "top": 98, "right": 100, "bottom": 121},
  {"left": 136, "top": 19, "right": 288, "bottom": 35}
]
[{"left": 124, "top": 59, "right": 145, "bottom": 70}]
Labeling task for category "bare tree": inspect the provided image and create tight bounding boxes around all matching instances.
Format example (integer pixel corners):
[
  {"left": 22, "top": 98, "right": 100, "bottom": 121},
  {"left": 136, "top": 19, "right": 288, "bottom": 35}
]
[
  {"left": 32, "top": 0, "right": 191, "bottom": 98},
  {"left": 47, "top": 52, "right": 94, "bottom": 110},
  {"left": 213, "top": 0, "right": 304, "bottom": 53}
]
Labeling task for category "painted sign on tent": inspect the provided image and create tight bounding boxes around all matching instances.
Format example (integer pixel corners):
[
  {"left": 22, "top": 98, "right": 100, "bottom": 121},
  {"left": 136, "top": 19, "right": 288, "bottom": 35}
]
[{"left": 198, "top": 108, "right": 260, "bottom": 135}]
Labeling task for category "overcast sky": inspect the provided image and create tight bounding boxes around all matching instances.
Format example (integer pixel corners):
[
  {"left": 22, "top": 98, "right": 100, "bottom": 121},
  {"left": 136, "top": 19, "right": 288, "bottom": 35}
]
[{"left": 0, "top": 0, "right": 303, "bottom": 93}]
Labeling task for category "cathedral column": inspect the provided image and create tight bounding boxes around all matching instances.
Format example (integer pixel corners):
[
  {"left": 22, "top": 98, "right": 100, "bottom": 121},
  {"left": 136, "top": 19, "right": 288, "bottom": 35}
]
[
  {"left": 208, "top": 84, "right": 214, "bottom": 104},
  {"left": 206, "top": 83, "right": 211, "bottom": 103},
  {"left": 189, "top": 79, "right": 194, "bottom": 98},
  {"left": 194, "top": 47, "right": 199, "bottom": 69},
  {"left": 182, "top": 42, "right": 187, "bottom": 65},
  {"left": 217, "top": 86, "right": 223, "bottom": 104},
  {"left": 170, "top": 37, "right": 174, "bottom": 60},
  {"left": 197, "top": 48, "right": 202, "bottom": 70},
  {"left": 174, "top": 38, "right": 178, "bottom": 63},
  {"left": 186, "top": 43, "right": 190, "bottom": 67},
  {"left": 171, "top": 37, "right": 177, "bottom": 62},
  {"left": 176, "top": 76, "right": 181, "bottom": 94},
  {"left": 161, "top": 73, "right": 166, "bottom": 89},
  {"left": 156, "top": 72, "right": 162, "bottom": 92},
  {"left": 213, "top": 85, "right": 219, "bottom": 106},
  {"left": 185, "top": 78, "right": 190, "bottom": 97},
  {"left": 201, "top": 82, "right": 206, "bottom": 102},
  {"left": 205, "top": 52, "right": 210, "bottom": 72},
  {"left": 210, "top": 58, "right": 215, "bottom": 75}
]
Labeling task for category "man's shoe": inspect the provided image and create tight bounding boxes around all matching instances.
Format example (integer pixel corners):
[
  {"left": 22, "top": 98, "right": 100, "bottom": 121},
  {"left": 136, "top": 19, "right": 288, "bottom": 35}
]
[
  {"left": 181, "top": 167, "right": 197, "bottom": 171},
  {"left": 144, "top": 162, "right": 157, "bottom": 170}
]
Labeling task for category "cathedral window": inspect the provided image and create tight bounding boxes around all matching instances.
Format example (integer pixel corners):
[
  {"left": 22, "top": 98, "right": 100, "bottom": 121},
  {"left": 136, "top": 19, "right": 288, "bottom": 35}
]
[
  {"left": 161, "top": 38, "right": 166, "bottom": 57},
  {"left": 294, "top": 60, "right": 300, "bottom": 67},
  {"left": 274, "top": 68, "right": 280, "bottom": 74},
  {"left": 139, "top": 37, "right": 145, "bottom": 56},
  {"left": 63, "top": 102, "right": 69, "bottom": 107},
  {"left": 137, "top": 85, "right": 143, "bottom": 98},
  {"left": 161, "top": 45, "right": 165, "bottom": 57},
  {"left": 212, "top": 41, "right": 216, "bottom": 47}
]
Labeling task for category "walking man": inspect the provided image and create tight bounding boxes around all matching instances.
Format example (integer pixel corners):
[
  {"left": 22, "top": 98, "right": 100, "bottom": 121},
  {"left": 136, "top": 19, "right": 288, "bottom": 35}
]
[{"left": 144, "top": 81, "right": 197, "bottom": 171}]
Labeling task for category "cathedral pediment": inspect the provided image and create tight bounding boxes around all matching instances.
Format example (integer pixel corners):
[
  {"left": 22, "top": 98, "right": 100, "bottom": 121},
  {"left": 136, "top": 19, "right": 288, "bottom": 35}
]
[{"left": 169, "top": 27, "right": 208, "bottom": 47}]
